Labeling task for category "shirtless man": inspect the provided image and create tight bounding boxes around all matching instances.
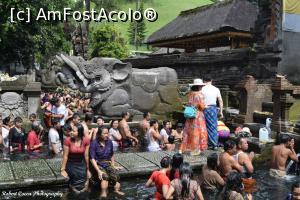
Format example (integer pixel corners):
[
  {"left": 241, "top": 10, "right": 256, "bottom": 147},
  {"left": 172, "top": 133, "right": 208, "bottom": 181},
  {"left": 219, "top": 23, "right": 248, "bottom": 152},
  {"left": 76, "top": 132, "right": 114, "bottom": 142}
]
[
  {"left": 119, "top": 112, "right": 138, "bottom": 147},
  {"left": 219, "top": 139, "right": 243, "bottom": 179},
  {"left": 234, "top": 137, "right": 254, "bottom": 177},
  {"left": 139, "top": 112, "right": 151, "bottom": 137},
  {"left": 81, "top": 113, "right": 93, "bottom": 140},
  {"left": 270, "top": 134, "right": 298, "bottom": 178}
]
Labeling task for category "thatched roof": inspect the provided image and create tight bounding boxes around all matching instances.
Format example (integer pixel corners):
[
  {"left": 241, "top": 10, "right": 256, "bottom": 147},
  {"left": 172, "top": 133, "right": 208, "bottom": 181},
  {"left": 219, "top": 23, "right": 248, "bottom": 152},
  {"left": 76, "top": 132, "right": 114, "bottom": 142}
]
[{"left": 146, "top": 0, "right": 258, "bottom": 46}]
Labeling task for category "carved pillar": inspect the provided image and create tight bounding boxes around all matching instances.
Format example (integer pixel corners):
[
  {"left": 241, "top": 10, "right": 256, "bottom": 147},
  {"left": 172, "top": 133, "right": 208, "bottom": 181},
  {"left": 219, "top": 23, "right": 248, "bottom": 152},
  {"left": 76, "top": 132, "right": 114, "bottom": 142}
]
[
  {"left": 24, "top": 82, "right": 41, "bottom": 118},
  {"left": 235, "top": 75, "right": 258, "bottom": 123},
  {"left": 271, "top": 76, "right": 295, "bottom": 133},
  {"left": 220, "top": 86, "right": 230, "bottom": 109}
]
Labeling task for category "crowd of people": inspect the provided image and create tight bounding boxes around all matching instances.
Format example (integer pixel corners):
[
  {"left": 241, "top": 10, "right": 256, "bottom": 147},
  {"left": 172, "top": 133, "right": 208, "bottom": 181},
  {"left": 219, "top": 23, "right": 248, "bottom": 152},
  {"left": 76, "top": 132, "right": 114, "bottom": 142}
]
[
  {"left": 0, "top": 77, "right": 299, "bottom": 199},
  {"left": 145, "top": 152, "right": 253, "bottom": 200}
]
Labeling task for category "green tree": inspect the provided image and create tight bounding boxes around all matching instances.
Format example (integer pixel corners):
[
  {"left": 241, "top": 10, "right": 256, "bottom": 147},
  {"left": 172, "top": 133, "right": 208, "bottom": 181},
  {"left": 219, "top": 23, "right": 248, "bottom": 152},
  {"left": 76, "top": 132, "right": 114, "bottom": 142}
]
[
  {"left": 89, "top": 25, "right": 129, "bottom": 59},
  {"left": 127, "top": 1, "right": 147, "bottom": 50},
  {"left": 0, "top": 0, "right": 72, "bottom": 69}
]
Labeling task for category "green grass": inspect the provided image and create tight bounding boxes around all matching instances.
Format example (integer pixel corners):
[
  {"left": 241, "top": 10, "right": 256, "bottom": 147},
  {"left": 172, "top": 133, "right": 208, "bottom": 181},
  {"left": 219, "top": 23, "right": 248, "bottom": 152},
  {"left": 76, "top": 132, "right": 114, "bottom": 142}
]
[
  {"left": 289, "top": 100, "right": 300, "bottom": 122},
  {"left": 90, "top": 0, "right": 213, "bottom": 51}
]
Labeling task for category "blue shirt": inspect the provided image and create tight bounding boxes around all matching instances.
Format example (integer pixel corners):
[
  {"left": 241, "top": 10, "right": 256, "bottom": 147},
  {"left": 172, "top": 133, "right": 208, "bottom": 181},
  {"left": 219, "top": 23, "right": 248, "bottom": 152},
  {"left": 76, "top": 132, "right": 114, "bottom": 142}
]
[{"left": 89, "top": 139, "right": 113, "bottom": 169}]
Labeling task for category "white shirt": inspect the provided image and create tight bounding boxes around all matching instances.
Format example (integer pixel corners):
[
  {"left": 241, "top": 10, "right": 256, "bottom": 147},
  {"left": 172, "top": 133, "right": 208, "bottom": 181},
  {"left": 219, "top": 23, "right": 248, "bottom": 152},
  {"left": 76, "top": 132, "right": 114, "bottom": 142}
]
[
  {"left": 1, "top": 127, "right": 9, "bottom": 148},
  {"left": 109, "top": 128, "right": 120, "bottom": 151},
  {"left": 52, "top": 104, "right": 67, "bottom": 126},
  {"left": 48, "top": 128, "right": 62, "bottom": 152},
  {"left": 160, "top": 128, "right": 169, "bottom": 142},
  {"left": 202, "top": 84, "right": 221, "bottom": 106}
]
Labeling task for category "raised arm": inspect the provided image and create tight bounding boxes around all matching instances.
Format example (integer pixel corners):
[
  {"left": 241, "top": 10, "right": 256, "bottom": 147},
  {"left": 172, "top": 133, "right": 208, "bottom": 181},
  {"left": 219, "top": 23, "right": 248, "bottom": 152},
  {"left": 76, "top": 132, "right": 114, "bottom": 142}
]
[{"left": 217, "top": 90, "right": 224, "bottom": 118}]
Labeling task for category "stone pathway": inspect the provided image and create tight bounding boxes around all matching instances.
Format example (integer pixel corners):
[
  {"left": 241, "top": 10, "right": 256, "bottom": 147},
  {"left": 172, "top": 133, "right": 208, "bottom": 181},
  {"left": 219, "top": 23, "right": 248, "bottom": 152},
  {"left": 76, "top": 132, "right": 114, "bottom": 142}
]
[{"left": 0, "top": 150, "right": 217, "bottom": 190}]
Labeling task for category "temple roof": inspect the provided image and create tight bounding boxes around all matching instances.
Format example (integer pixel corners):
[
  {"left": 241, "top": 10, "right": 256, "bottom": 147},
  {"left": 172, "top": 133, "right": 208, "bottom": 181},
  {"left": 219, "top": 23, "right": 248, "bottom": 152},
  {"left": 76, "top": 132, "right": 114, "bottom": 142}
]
[{"left": 146, "top": 0, "right": 258, "bottom": 47}]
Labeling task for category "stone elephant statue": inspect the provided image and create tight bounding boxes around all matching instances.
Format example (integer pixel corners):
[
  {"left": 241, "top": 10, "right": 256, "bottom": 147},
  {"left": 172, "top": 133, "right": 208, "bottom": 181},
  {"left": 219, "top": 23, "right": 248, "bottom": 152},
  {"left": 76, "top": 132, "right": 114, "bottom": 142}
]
[{"left": 47, "top": 54, "right": 181, "bottom": 119}]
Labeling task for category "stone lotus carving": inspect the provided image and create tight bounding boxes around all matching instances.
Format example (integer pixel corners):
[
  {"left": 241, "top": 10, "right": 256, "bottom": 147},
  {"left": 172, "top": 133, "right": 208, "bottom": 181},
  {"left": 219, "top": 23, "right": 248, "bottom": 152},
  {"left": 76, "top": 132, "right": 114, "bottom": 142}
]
[
  {"left": 0, "top": 92, "right": 28, "bottom": 119},
  {"left": 39, "top": 54, "right": 181, "bottom": 118}
]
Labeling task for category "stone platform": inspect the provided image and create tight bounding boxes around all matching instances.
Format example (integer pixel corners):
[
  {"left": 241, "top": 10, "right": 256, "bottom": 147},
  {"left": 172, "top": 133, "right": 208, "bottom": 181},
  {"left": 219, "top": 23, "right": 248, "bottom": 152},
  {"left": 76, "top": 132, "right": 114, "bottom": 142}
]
[{"left": 0, "top": 150, "right": 216, "bottom": 190}]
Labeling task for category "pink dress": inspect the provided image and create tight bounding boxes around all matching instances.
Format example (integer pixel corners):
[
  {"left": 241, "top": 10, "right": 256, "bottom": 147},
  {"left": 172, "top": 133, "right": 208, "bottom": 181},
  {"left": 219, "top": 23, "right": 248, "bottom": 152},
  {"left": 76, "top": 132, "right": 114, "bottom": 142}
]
[{"left": 180, "top": 91, "right": 208, "bottom": 152}]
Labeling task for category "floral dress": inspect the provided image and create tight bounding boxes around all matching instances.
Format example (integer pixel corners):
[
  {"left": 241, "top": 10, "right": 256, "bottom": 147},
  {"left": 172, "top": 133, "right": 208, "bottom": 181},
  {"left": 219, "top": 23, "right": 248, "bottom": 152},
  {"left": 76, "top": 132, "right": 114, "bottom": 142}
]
[{"left": 180, "top": 91, "right": 208, "bottom": 152}]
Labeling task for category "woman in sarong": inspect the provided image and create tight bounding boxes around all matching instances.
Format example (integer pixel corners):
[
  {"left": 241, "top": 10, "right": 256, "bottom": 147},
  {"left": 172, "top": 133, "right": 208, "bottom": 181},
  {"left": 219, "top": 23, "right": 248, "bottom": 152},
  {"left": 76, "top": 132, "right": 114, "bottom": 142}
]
[
  {"left": 180, "top": 79, "right": 208, "bottom": 155},
  {"left": 61, "top": 123, "right": 90, "bottom": 194},
  {"left": 90, "top": 127, "right": 124, "bottom": 198}
]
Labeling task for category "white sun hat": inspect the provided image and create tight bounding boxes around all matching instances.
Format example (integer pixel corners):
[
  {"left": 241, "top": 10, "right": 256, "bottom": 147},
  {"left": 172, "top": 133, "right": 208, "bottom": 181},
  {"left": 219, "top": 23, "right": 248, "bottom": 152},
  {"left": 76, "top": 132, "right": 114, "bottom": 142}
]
[{"left": 189, "top": 78, "right": 205, "bottom": 87}]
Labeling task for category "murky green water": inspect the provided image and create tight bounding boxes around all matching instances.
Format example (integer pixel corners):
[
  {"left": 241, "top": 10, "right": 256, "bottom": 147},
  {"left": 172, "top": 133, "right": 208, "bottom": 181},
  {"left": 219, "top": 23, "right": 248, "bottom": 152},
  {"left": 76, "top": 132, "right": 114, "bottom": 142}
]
[{"left": 0, "top": 168, "right": 296, "bottom": 200}]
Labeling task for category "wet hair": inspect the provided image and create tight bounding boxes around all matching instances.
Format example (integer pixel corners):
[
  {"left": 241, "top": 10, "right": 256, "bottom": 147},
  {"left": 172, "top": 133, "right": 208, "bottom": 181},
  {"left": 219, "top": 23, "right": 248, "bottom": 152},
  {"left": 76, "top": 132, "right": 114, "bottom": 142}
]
[
  {"left": 110, "top": 119, "right": 119, "bottom": 128},
  {"left": 207, "top": 153, "right": 218, "bottom": 170},
  {"left": 72, "top": 113, "right": 80, "bottom": 120},
  {"left": 71, "top": 123, "right": 84, "bottom": 142},
  {"left": 180, "top": 162, "right": 193, "bottom": 198},
  {"left": 121, "top": 112, "right": 129, "bottom": 118},
  {"left": 96, "top": 116, "right": 104, "bottom": 121},
  {"left": 84, "top": 113, "right": 93, "bottom": 122},
  {"left": 3, "top": 116, "right": 11, "bottom": 126},
  {"left": 31, "top": 121, "right": 41, "bottom": 133},
  {"left": 97, "top": 127, "right": 109, "bottom": 141},
  {"left": 150, "top": 119, "right": 158, "bottom": 127},
  {"left": 280, "top": 134, "right": 291, "bottom": 144},
  {"left": 168, "top": 135, "right": 175, "bottom": 144},
  {"left": 160, "top": 156, "right": 171, "bottom": 168},
  {"left": 292, "top": 181, "right": 300, "bottom": 192},
  {"left": 170, "top": 153, "right": 184, "bottom": 181},
  {"left": 163, "top": 120, "right": 170, "bottom": 127},
  {"left": 50, "top": 97, "right": 59, "bottom": 105},
  {"left": 224, "top": 171, "right": 244, "bottom": 199},
  {"left": 203, "top": 77, "right": 213, "bottom": 82},
  {"left": 236, "top": 137, "right": 245, "bottom": 146},
  {"left": 143, "top": 112, "right": 150, "bottom": 118},
  {"left": 224, "top": 140, "right": 236, "bottom": 151},
  {"left": 29, "top": 113, "right": 37, "bottom": 119},
  {"left": 14, "top": 117, "right": 23, "bottom": 124},
  {"left": 63, "top": 123, "right": 72, "bottom": 132},
  {"left": 52, "top": 118, "right": 60, "bottom": 126},
  {"left": 191, "top": 85, "right": 200, "bottom": 91},
  {"left": 176, "top": 123, "right": 184, "bottom": 129}
]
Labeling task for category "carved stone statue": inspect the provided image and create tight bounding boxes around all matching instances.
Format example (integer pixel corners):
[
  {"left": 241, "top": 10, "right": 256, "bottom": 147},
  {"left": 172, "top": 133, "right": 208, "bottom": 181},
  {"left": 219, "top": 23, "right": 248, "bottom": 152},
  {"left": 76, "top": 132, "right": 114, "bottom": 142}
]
[
  {"left": 0, "top": 92, "right": 28, "bottom": 119},
  {"left": 39, "top": 54, "right": 181, "bottom": 118}
]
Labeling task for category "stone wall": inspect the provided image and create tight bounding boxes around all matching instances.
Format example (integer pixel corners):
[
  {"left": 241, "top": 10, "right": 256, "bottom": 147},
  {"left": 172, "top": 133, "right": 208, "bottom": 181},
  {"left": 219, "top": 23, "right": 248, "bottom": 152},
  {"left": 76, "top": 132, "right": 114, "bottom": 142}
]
[
  {"left": 0, "top": 76, "right": 41, "bottom": 119},
  {"left": 125, "top": 48, "right": 279, "bottom": 89}
]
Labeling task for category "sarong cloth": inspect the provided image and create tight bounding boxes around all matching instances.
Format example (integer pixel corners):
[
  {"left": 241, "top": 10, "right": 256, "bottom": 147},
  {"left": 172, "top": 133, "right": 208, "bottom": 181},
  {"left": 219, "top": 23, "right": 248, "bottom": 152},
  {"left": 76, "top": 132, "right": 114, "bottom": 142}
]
[{"left": 204, "top": 106, "right": 218, "bottom": 147}]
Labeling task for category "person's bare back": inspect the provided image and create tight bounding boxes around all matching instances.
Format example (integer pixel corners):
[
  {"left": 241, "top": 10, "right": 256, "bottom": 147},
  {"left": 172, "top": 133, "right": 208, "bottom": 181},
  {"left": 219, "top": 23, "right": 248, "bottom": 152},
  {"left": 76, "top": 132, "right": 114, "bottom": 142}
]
[
  {"left": 119, "top": 119, "right": 128, "bottom": 139},
  {"left": 219, "top": 152, "right": 241, "bottom": 178},
  {"left": 271, "top": 144, "right": 294, "bottom": 171}
]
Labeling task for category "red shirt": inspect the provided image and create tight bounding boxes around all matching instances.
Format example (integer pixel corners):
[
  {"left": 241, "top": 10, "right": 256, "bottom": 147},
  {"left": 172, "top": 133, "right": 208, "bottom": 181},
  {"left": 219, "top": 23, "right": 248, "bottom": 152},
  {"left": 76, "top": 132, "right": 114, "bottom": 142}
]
[
  {"left": 150, "top": 171, "right": 171, "bottom": 200},
  {"left": 64, "top": 137, "right": 90, "bottom": 163},
  {"left": 27, "top": 131, "right": 41, "bottom": 153}
]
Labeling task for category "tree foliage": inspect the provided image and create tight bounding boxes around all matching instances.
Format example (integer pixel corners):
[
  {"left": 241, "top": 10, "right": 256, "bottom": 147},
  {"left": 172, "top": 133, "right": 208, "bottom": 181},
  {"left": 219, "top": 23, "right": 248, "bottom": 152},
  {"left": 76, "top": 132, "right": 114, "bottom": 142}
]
[
  {"left": 0, "top": 0, "right": 72, "bottom": 68},
  {"left": 89, "top": 25, "right": 129, "bottom": 59},
  {"left": 127, "top": 1, "right": 147, "bottom": 50}
]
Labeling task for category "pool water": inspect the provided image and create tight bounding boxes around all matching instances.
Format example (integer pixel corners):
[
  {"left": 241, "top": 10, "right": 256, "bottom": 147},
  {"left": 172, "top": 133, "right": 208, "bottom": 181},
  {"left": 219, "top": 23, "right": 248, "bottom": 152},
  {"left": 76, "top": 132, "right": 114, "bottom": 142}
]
[{"left": 1, "top": 167, "right": 297, "bottom": 200}]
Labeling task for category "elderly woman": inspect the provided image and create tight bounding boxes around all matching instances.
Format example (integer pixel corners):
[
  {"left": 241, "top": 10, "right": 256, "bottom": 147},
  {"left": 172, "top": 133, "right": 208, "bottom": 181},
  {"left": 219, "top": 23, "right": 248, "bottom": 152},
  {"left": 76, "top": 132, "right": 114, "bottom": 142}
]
[
  {"left": 61, "top": 124, "right": 90, "bottom": 194},
  {"left": 90, "top": 127, "right": 124, "bottom": 198},
  {"left": 180, "top": 79, "right": 208, "bottom": 155}
]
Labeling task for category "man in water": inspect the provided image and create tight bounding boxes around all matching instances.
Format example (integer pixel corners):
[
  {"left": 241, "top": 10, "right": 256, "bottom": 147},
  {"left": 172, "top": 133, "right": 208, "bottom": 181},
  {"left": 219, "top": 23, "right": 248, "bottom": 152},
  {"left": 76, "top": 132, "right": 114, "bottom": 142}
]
[
  {"left": 270, "top": 134, "right": 298, "bottom": 178},
  {"left": 139, "top": 112, "right": 151, "bottom": 136},
  {"left": 119, "top": 112, "right": 139, "bottom": 147},
  {"left": 219, "top": 140, "right": 243, "bottom": 179},
  {"left": 234, "top": 137, "right": 254, "bottom": 177}
]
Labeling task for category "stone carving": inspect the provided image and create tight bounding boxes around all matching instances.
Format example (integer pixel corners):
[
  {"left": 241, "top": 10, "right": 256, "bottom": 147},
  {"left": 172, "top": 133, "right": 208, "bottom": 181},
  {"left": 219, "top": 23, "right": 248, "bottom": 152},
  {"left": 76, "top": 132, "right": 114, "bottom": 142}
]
[
  {"left": 40, "top": 54, "right": 181, "bottom": 118},
  {"left": 0, "top": 92, "right": 28, "bottom": 119}
]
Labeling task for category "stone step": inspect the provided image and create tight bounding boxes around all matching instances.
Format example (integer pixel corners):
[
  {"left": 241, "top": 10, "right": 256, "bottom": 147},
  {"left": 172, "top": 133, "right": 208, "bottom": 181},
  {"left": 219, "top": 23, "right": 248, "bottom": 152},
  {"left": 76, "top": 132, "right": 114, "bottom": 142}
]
[{"left": 0, "top": 151, "right": 216, "bottom": 191}]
